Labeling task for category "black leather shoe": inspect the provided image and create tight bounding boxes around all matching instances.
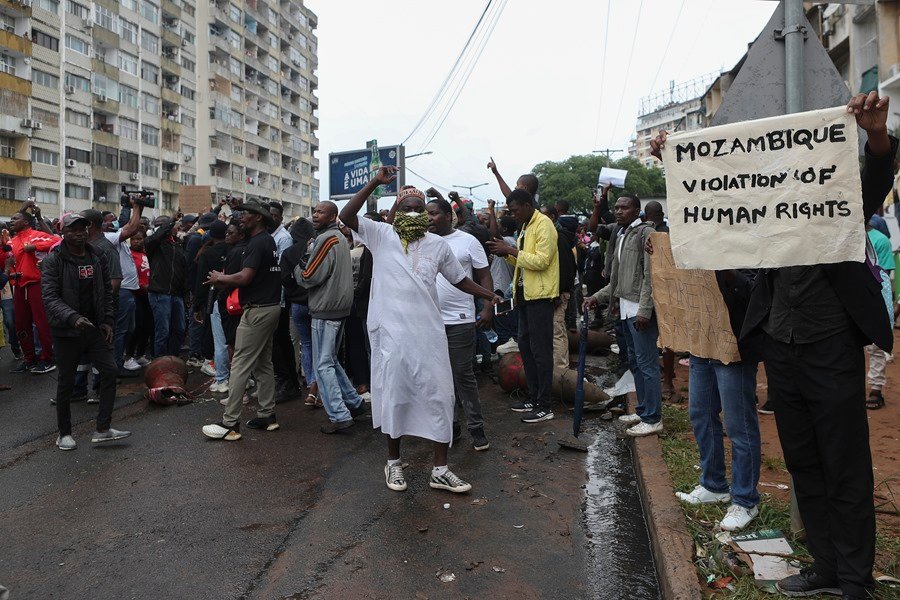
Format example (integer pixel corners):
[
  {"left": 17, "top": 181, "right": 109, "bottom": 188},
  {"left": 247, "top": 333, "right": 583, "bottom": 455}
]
[{"left": 775, "top": 568, "right": 841, "bottom": 597}]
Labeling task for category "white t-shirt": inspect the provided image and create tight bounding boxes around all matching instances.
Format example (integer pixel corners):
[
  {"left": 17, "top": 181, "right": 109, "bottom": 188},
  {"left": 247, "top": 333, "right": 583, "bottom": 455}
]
[
  {"left": 104, "top": 231, "right": 139, "bottom": 291},
  {"left": 436, "top": 229, "right": 488, "bottom": 325},
  {"left": 617, "top": 218, "right": 642, "bottom": 320}
]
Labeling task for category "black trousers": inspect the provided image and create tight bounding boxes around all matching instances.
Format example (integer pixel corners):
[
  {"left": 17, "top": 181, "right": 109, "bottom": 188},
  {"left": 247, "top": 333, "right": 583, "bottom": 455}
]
[
  {"left": 55, "top": 329, "right": 118, "bottom": 436},
  {"left": 763, "top": 332, "right": 875, "bottom": 597},
  {"left": 518, "top": 299, "right": 555, "bottom": 410},
  {"left": 272, "top": 306, "right": 299, "bottom": 388}
]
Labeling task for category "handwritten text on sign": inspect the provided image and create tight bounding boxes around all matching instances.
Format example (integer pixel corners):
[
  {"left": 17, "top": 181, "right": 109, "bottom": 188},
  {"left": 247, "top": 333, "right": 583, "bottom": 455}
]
[
  {"left": 648, "top": 233, "right": 741, "bottom": 364},
  {"left": 661, "top": 106, "right": 864, "bottom": 269}
]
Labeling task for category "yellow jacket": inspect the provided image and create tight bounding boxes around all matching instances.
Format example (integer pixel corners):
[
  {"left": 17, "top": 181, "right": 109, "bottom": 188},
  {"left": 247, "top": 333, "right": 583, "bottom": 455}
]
[{"left": 507, "top": 210, "right": 559, "bottom": 301}]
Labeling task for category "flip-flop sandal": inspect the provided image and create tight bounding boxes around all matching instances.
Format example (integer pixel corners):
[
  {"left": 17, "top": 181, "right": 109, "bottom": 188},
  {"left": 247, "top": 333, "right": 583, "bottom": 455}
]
[
  {"left": 865, "top": 393, "right": 885, "bottom": 410},
  {"left": 661, "top": 388, "right": 676, "bottom": 401},
  {"left": 305, "top": 394, "right": 318, "bottom": 407},
  {"left": 314, "top": 397, "right": 323, "bottom": 408}
]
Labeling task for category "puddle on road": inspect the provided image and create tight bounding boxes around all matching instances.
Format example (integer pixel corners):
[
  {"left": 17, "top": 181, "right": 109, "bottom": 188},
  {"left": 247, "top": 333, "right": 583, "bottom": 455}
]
[{"left": 581, "top": 361, "right": 662, "bottom": 599}]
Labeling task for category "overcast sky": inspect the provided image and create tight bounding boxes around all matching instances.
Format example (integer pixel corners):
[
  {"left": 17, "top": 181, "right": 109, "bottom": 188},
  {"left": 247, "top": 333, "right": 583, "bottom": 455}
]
[{"left": 307, "top": 0, "right": 780, "bottom": 208}]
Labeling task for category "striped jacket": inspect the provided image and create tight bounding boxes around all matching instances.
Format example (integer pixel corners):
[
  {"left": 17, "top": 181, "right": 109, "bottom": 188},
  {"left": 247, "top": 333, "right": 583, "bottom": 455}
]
[{"left": 295, "top": 223, "right": 353, "bottom": 319}]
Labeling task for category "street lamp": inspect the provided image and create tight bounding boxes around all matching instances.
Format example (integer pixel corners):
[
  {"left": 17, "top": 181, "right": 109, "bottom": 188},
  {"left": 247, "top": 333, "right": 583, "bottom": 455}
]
[
  {"left": 453, "top": 182, "right": 489, "bottom": 196},
  {"left": 406, "top": 151, "right": 433, "bottom": 159}
]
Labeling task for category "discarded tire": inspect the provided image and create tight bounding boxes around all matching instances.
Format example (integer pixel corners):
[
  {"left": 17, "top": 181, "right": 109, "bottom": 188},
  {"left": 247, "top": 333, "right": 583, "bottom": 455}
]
[
  {"left": 144, "top": 355, "right": 189, "bottom": 406},
  {"left": 498, "top": 352, "right": 527, "bottom": 392}
]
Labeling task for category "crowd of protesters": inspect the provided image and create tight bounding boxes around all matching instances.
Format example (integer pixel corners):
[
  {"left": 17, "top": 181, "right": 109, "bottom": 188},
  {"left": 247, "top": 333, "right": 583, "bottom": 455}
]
[{"left": 0, "top": 92, "right": 894, "bottom": 600}]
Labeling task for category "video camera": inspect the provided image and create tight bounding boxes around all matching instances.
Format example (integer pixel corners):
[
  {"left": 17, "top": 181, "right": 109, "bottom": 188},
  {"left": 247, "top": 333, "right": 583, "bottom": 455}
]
[{"left": 121, "top": 186, "right": 156, "bottom": 209}]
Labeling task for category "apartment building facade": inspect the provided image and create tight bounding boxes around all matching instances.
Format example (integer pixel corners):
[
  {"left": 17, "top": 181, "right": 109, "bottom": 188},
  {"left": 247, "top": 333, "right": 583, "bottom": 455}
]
[{"left": 0, "top": 0, "right": 318, "bottom": 219}]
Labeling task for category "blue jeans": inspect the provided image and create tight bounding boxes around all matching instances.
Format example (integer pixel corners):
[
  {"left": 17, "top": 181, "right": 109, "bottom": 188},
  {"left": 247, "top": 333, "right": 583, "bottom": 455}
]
[
  {"left": 291, "top": 303, "right": 315, "bottom": 385},
  {"left": 621, "top": 315, "right": 662, "bottom": 424},
  {"left": 148, "top": 292, "right": 185, "bottom": 357},
  {"left": 1, "top": 297, "right": 20, "bottom": 355},
  {"left": 211, "top": 303, "right": 230, "bottom": 382},
  {"left": 688, "top": 357, "right": 761, "bottom": 508},
  {"left": 312, "top": 318, "right": 362, "bottom": 423},
  {"left": 113, "top": 288, "right": 136, "bottom": 368}
]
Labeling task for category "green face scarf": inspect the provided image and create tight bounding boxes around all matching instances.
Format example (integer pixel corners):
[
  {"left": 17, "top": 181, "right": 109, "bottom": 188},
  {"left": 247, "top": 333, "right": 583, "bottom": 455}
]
[{"left": 393, "top": 212, "right": 430, "bottom": 252}]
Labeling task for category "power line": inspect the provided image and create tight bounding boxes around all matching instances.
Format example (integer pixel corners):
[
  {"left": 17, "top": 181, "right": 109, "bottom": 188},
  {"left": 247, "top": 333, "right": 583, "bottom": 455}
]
[
  {"left": 415, "top": 0, "right": 507, "bottom": 154},
  {"left": 592, "top": 0, "right": 612, "bottom": 148},
  {"left": 608, "top": 0, "right": 645, "bottom": 149},
  {"left": 401, "top": 0, "right": 494, "bottom": 145},
  {"left": 405, "top": 166, "right": 452, "bottom": 194},
  {"left": 646, "top": 0, "right": 687, "bottom": 95}
]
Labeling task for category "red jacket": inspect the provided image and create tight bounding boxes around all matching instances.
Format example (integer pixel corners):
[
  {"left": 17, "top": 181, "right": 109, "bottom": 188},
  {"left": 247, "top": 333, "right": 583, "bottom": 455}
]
[{"left": 9, "top": 228, "right": 61, "bottom": 287}]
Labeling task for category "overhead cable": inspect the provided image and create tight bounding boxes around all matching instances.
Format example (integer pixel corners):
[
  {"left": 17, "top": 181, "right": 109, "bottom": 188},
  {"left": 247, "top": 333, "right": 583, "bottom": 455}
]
[
  {"left": 415, "top": 0, "right": 508, "bottom": 154},
  {"left": 608, "top": 0, "right": 645, "bottom": 149},
  {"left": 592, "top": 0, "right": 612, "bottom": 148},
  {"left": 401, "top": 0, "right": 494, "bottom": 145}
]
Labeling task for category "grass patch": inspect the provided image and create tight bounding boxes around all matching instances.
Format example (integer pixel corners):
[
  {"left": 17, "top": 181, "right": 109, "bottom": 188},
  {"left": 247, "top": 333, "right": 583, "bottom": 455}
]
[{"left": 659, "top": 404, "right": 900, "bottom": 599}]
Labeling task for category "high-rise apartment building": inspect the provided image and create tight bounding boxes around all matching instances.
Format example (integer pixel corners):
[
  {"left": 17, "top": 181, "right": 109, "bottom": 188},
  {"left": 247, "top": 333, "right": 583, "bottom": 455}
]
[
  {"left": 197, "top": 0, "right": 318, "bottom": 217},
  {"left": 0, "top": 0, "right": 318, "bottom": 219}
]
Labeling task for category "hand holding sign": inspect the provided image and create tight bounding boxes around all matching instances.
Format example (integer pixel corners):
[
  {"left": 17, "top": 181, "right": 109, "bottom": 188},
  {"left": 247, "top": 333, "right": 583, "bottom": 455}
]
[{"left": 661, "top": 105, "right": 866, "bottom": 270}]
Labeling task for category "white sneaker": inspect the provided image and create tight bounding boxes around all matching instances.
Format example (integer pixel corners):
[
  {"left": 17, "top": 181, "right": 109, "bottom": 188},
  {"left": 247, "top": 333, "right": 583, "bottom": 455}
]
[
  {"left": 497, "top": 339, "right": 519, "bottom": 355},
  {"left": 625, "top": 421, "right": 663, "bottom": 437},
  {"left": 618, "top": 413, "right": 642, "bottom": 425},
  {"left": 56, "top": 435, "right": 76, "bottom": 451},
  {"left": 200, "top": 361, "right": 216, "bottom": 377},
  {"left": 675, "top": 485, "right": 731, "bottom": 505},
  {"left": 123, "top": 358, "right": 142, "bottom": 371},
  {"left": 202, "top": 422, "right": 241, "bottom": 441},
  {"left": 136, "top": 356, "right": 151, "bottom": 367},
  {"left": 429, "top": 469, "right": 472, "bottom": 493},
  {"left": 210, "top": 380, "right": 229, "bottom": 394},
  {"left": 186, "top": 357, "right": 204, "bottom": 368},
  {"left": 719, "top": 504, "right": 759, "bottom": 532},
  {"left": 384, "top": 463, "right": 407, "bottom": 492}
]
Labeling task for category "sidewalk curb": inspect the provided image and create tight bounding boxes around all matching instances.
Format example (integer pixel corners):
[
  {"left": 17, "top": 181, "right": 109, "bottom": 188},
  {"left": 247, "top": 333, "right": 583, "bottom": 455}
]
[{"left": 630, "top": 434, "right": 703, "bottom": 600}]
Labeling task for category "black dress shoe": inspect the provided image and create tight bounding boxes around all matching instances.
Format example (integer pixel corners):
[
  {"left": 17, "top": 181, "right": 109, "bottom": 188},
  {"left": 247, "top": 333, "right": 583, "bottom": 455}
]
[{"left": 775, "top": 567, "right": 841, "bottom": 597}]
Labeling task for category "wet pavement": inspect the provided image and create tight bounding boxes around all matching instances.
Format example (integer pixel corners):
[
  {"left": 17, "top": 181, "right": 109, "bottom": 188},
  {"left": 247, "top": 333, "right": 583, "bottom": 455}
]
[{"left": 0, "top": 351, "right": 660, "bottom": 599}]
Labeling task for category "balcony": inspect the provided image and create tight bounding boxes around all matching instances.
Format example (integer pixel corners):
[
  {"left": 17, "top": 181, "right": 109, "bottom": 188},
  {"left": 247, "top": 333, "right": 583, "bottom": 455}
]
[
  {"left": 161, "top": 86, "right": 181, "bottom": 104},
  {"left": 92, "top": 58, "right": 119, "bottom": 80},
  {"left": 161, "top": 57, "right": 182, "bottom": 76},
  {"left": 160, "top": 178, "right": 180, "bottom": 194},
  {"left": 91, "top": 165, "right": 120, "bottom": 182},
  {"left": 161, "top": 118, "right": 183, "bottom": 135},
  {"left": 0, "top": 0, "right": 30, "bottom": 14},
  {"left": 0, "top": 29, "right": 31, "bottom": 54},
  {"left": 0, "top": 155, "right": 30, "bottom": 177},
  {"left": 92, "top": 128, "right": 118, "bottom": 147},
  {"left": 92, "top": 93, "right": 120, "bottom": 112},
  {"left": 161, "top": 27, "right": 181, "bottom": 48},
  {"left": 0, "top": 70, "right": 30, "bottom": 95},
  {"left": 161, "top": 0, "right": 181, "bottom": 18}
]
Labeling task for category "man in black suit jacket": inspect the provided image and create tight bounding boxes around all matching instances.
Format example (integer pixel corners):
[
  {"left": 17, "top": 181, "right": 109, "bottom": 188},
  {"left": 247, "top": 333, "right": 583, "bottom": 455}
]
[{"left": 741, "top": 93, "right": 894, "bottom": 600}]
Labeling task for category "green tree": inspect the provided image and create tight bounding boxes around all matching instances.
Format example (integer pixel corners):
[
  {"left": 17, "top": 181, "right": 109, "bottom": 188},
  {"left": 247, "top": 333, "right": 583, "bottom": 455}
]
[{"left": 531, "top": 154, "right": 667, "bottom": 214}]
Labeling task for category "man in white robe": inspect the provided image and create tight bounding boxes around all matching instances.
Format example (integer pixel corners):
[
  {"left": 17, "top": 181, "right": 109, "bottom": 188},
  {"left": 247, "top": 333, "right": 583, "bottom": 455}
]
[{"left": 340, "top": 167, "right": 499, "bottom": 493}]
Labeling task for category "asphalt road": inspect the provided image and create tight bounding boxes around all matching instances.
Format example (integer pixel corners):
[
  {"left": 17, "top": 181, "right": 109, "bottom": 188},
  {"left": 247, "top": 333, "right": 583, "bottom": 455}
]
[{"left": 0, "top": 349, "right": 659, "bottom": 599}]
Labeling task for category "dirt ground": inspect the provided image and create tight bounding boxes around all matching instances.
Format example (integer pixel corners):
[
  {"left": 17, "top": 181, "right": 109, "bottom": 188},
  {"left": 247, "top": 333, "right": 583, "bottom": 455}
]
[{"left": 664, "top": 331, "right": 900, "bottom": 578}]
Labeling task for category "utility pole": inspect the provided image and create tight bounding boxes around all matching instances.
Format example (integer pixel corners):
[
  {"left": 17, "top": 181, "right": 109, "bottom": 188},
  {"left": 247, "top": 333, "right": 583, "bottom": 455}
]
[
  {"left": 592, "top": 148, "right": 623, "bottom": 161},
  {"left": 783, "top": 0, "right": 806, "bottom": 538}
]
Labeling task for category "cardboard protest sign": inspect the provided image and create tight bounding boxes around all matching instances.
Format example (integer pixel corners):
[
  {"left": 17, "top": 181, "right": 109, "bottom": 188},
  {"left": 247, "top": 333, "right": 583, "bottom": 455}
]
[
  {"left": 648, "top": 233, "right": 741, "bottom": 364},
  {"left": 598, "top": 167, "right": 628, "bottom": 188},
  {"left": 661, "top": 106, "right": 864, "bottom": 269}
]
